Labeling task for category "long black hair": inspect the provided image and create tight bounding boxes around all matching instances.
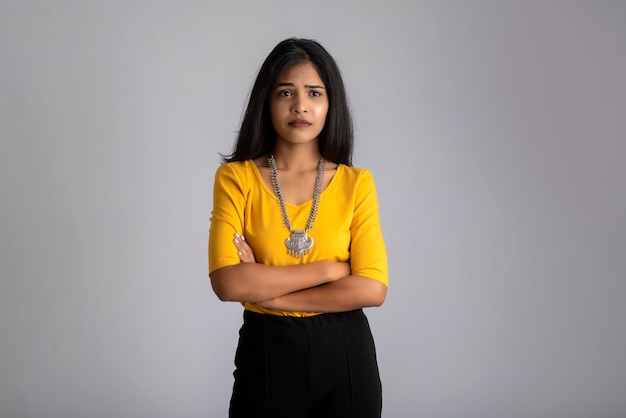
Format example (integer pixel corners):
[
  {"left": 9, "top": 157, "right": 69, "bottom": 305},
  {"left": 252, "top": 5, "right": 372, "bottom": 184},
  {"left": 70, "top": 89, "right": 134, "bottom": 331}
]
[{"left": 222, "top": 38, "right": 354, "bottom": 166}]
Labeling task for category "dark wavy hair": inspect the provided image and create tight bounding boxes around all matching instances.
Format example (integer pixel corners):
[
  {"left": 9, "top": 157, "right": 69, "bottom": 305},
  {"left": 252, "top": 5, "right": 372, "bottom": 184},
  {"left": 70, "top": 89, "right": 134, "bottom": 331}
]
[{"left": 222, "top": 38, "right": 354, "bottom": 166}]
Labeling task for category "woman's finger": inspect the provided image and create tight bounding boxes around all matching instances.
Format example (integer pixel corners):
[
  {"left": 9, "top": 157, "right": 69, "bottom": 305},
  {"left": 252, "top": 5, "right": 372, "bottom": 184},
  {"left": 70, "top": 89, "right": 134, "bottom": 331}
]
[{"left": 234, "top": 233, "right": 256, "bottom": 263}]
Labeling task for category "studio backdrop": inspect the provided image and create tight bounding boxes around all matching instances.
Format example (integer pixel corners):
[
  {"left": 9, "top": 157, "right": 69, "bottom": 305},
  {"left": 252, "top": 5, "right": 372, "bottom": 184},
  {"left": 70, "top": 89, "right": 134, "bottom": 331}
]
[{"left": 1, "top": 1, "right": 625, "bottom": 417}]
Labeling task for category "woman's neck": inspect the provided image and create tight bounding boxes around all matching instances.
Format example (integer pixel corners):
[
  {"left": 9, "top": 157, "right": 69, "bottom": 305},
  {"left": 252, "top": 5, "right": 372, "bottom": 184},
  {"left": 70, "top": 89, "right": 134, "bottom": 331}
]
[{"left": 271, "top": 143, "right": 321, "bottom": 171}]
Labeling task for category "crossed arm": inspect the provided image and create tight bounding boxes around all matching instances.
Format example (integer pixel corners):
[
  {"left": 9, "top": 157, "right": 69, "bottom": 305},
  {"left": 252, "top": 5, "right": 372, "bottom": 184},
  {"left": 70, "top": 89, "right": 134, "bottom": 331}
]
[{"left": 209, "top": 233, "right": 387, "bottom": 313}]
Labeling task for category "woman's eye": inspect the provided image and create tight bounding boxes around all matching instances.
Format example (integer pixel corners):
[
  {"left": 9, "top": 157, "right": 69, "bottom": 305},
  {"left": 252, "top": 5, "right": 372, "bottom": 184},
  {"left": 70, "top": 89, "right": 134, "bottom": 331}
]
[
  {"left": 279, "top": 90, "right": 292, "bottom": 97},
  {"left": 310, "top": 90, "right": 322, "bottom": 97}
]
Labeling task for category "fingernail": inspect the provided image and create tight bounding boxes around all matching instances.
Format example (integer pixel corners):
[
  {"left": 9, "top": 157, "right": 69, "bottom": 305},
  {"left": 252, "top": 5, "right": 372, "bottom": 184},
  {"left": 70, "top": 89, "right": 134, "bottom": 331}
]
[
  {"left": 241, "top": 235, "right": 245, "bottom": 241},
  {"left": 234, "top": 239, "right": 239, "bottom": 244},
  {"left": 234, "top": 232, "right": 239, "bottom": 238},
  {"left": 238, "top": 251, "right": 242, "bottom": 256}
]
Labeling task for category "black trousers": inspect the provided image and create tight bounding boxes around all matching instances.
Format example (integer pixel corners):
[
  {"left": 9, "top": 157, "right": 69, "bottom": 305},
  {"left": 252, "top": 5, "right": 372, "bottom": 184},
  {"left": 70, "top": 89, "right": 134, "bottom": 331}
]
[{"left": 229, "top": 309, "right": 382, "bottom": 418}]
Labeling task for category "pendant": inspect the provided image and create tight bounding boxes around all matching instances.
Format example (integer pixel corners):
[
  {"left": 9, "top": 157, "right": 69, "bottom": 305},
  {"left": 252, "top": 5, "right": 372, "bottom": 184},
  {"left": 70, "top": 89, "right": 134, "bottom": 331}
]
[{"left": 285, "top": 230, "right": 313, "bottom": 257}]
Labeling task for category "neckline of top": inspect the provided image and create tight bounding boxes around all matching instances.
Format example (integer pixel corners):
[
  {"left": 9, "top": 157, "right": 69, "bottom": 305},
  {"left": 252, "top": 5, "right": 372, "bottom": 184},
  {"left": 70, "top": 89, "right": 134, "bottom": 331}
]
[{"left": 247, "top": 159, "right": 342, "bottom": 207}]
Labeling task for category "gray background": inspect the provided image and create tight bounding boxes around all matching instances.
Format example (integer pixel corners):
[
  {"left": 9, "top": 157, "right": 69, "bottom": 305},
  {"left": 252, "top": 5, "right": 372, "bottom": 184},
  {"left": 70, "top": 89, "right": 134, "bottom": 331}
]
[{"left": 1, "top": 1, "right": 625, "bottom": 417}]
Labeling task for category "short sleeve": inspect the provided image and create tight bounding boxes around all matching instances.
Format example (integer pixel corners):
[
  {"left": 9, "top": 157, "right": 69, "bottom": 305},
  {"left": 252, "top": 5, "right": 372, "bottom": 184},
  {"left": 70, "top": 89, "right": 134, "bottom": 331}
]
[
  {"left": 349, "top": 170, "right": 388, "bottom": 286},
  {"left": 208, "top": 163, "right": 246, "bottom": 274}
]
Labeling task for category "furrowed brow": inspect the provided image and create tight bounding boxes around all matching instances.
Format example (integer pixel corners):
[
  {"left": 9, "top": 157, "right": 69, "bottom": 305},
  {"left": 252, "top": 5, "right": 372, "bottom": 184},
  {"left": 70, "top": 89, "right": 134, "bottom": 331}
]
[{"left": 274, "top": 82, "right": 326, "bottom": 89}]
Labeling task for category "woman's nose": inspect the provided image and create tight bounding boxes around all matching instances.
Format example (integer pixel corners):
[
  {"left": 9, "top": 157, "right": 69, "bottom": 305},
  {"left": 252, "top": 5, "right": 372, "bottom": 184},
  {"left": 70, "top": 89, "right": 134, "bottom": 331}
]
[{"left": 292, "top": 97, "right": 307, "bottom": 113}]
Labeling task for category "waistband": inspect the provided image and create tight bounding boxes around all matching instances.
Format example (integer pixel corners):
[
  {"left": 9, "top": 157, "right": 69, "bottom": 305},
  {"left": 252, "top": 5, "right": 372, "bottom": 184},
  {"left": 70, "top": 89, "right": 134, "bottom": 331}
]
[{"left": 243, "top": 308, "right": 365, "bottom": 329}]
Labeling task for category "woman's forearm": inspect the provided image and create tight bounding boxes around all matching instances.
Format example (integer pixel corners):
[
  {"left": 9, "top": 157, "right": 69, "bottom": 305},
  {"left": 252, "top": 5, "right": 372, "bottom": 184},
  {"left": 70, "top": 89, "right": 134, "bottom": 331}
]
[
  {"left": 258, "top": 275, "right": 387, "bottom": 313},
  {"left": 209, "top": 261, "right": 350, "bottom": 303}
]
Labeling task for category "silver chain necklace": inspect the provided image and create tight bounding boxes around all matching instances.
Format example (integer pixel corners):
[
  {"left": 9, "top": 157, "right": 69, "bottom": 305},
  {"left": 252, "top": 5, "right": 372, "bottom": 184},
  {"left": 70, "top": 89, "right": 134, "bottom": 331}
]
[{"left": 268, "top": 154, "right": 325, "bottom": 257}]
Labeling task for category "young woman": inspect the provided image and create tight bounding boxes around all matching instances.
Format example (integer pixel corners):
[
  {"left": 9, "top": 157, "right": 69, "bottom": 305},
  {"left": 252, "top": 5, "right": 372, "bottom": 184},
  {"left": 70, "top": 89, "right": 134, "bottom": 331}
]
[{"left": 208, "top": 37, "right": 388, "bottom": 418}]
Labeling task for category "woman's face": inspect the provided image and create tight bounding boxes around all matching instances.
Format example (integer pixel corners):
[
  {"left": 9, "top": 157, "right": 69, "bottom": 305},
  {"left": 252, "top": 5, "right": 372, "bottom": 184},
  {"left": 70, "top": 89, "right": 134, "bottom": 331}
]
[{"left": 269, "top": 61, "right": 329, "bottom": 147}]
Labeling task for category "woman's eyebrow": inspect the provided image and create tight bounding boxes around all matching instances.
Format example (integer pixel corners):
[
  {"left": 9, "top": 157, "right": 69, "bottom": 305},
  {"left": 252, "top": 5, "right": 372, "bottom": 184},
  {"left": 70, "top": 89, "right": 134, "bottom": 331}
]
[{"left": 275, "top": 82, "right": 326, "bottom": 89}]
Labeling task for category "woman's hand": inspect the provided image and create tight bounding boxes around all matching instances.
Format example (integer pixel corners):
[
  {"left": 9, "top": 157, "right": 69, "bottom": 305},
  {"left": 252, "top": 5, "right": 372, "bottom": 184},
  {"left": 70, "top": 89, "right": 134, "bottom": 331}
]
[
  {"left": 233, "top": 233, "right": 256, "bottom": 263},
  {"left": 256, "top": 296, "right": 280, "bottom": 310}
]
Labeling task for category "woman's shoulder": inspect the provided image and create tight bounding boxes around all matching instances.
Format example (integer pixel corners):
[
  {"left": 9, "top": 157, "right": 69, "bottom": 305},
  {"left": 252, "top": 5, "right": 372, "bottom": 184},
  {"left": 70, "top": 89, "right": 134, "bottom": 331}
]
[
  {"left": 337, "top": 164, "right": 374, "bottom": 182},
  {"left": 329, "top": 165, "right": 377, "bottom": 197},
  {"left": 212, "top": 161, "right": 261, "bottom": 191},
  {"left": 215, "top": 160, "right": 256, "bottom": 177}
]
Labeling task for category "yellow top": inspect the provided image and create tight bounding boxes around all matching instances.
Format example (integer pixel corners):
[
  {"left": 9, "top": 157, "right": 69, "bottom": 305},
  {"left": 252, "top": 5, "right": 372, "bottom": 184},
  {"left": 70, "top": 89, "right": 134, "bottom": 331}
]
[{"left": 208, "top": 160, "right": 388, "bottom": 317}]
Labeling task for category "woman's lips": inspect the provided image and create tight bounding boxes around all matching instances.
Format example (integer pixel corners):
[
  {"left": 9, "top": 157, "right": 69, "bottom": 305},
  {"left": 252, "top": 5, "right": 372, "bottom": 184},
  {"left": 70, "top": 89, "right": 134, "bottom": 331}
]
[{"left": 288, "top": 120, "right": 312, "bottom": 128}]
